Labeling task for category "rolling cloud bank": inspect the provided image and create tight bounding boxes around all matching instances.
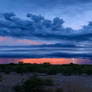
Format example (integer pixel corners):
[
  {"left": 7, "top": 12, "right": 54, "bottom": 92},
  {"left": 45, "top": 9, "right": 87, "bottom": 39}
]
[{"left": 0, "top": 13, "right": 92, "bottom": 58}]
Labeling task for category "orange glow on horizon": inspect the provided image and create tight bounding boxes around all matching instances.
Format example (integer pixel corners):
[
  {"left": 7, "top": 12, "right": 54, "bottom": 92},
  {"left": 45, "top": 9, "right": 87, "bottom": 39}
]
[
  {"left": 0, "top": 58, "right": 90, "bottom": 64},
  {"left": 21, "top": 58, "right": 77, "bottom": 64}
]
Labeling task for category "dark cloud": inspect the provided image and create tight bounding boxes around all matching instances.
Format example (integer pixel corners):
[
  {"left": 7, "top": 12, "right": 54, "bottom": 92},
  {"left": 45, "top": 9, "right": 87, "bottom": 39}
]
[
  {"left": 0, "top": 13, "right": 92, "bottom": 42},
  {"left": 0, "top": 45, "right": 92, "bottom": 58},
  {"left": 0, "top": 13, "right": 72, "bottom": 40},
  {"left": 0, "top": 13, "right": 92, "bottom": 58}
]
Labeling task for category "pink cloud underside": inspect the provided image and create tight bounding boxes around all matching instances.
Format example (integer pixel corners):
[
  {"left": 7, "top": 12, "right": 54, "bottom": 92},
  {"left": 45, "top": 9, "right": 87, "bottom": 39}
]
[{"left": 0, "top": 36, "right": 51, "bottom": 45}]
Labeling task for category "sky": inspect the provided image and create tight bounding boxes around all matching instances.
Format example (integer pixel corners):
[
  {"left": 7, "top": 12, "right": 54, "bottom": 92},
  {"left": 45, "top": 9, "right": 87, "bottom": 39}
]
[
  {"left": 1, "top": 0, "right": 92, "bottom": 29},
  {"left": 0, "top": 0, "right": 92, "bottom": 59}
]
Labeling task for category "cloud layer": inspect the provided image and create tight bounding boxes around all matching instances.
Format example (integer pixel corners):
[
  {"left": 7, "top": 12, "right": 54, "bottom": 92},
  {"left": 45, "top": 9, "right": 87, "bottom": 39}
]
[
  {"left": 0, "top": 13, "right": 92, "bottom": 42},
  {"left": 0, "top": 13, "right": 71, "bottom": 39},
  {"left": 0, "top": 13, "right": 92, "bottom": 58}
]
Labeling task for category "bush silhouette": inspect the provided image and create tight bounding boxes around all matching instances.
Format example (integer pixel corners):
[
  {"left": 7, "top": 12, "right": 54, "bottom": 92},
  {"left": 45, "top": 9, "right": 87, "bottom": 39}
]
[
  {"left": 13, "top": 76, "right": 54, "bottom": 92},
  {"left": 56, "top": 88, "right": 63, "bottom": 92},
  {"left": 0, "top": 75, "right": 2, "bottom": 82},
  {"left": 1, "top": 63, "right": 92, "bottom": 75}
]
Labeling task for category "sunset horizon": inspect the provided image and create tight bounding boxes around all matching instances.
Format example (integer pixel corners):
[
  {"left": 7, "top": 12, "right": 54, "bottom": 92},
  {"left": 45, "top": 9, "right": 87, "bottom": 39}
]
[{"left": 0, "top": 0, "right": 92, "bottom": 91}]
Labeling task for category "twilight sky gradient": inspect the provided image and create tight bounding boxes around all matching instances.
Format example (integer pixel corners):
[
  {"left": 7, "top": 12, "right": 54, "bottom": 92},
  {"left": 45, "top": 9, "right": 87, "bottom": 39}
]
[{"left": 0, "top": 0, "right": 92, "bottom": 59}]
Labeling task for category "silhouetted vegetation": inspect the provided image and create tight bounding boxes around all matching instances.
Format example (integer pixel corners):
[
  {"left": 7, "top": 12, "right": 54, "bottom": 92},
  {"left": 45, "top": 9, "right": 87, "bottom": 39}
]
[
  {"left": 13, "top": 76, "right": 54, "bottom": 92},
  {"left": 56, "top": 88, "right": 63, "bottom": 92},
  {"left": 0, "top": 74, "right": 2, "bottom": 82},
  {"left": 0, "top": 62, "right": 92, "bottom": 75}
]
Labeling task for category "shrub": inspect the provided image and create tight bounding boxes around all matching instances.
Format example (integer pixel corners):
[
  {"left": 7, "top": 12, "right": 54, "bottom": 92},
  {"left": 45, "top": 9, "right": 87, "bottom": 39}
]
[
  {"left": 18, "top": 61, "right": 24, "bottom": 64},
  {"left": 23, "top": 76, "right": 54, "bottom": 87},
  {"left": 0, "top": 75, "right": 2, "bottom": 82},
  {"left": 61, "top": 70, "right": 72, "bottom": 76},
  {"left": 44, "top": 78, "right": 54, "bottom": 86},
  {"left": 4, "top": 70, "right": 10, "bottom": 74},
  {"left": 13, "top": 76, "right": 54, "bottom": 92},
  {"left": 13, "top": 85, "right": 23, "bottom": 92},
  {"left": 56, "top": 88, "right": 63, "bottom": 92},
  {"left": 47, "top": 69, "right": 58, "bottom": 75}
]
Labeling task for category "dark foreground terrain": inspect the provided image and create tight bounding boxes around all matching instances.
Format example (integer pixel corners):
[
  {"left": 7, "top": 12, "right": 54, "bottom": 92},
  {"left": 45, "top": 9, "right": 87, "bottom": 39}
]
[
  {"left": 0, "top": 62, "right": 92, "bottom": 92},
  {"left": 0, "top": 62, "right": 92, "bottom": 75}
]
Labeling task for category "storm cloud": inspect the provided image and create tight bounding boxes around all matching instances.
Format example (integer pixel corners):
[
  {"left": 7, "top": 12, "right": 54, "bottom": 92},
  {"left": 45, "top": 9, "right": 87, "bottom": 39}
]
[
  {"left": 0, "top": 13, "right": 92, "bottom": 42},
  {"left": 0, "top": 13, "right": 70, "bottom": 39},
  {"left": 0, "top": 13, "right": 92, "bottom": 58}
]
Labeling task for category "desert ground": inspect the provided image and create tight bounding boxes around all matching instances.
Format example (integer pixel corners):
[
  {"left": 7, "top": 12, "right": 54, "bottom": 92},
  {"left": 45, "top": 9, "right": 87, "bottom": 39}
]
[{"left": 0, "top": 73, "right": 92, "bottom": 92}]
